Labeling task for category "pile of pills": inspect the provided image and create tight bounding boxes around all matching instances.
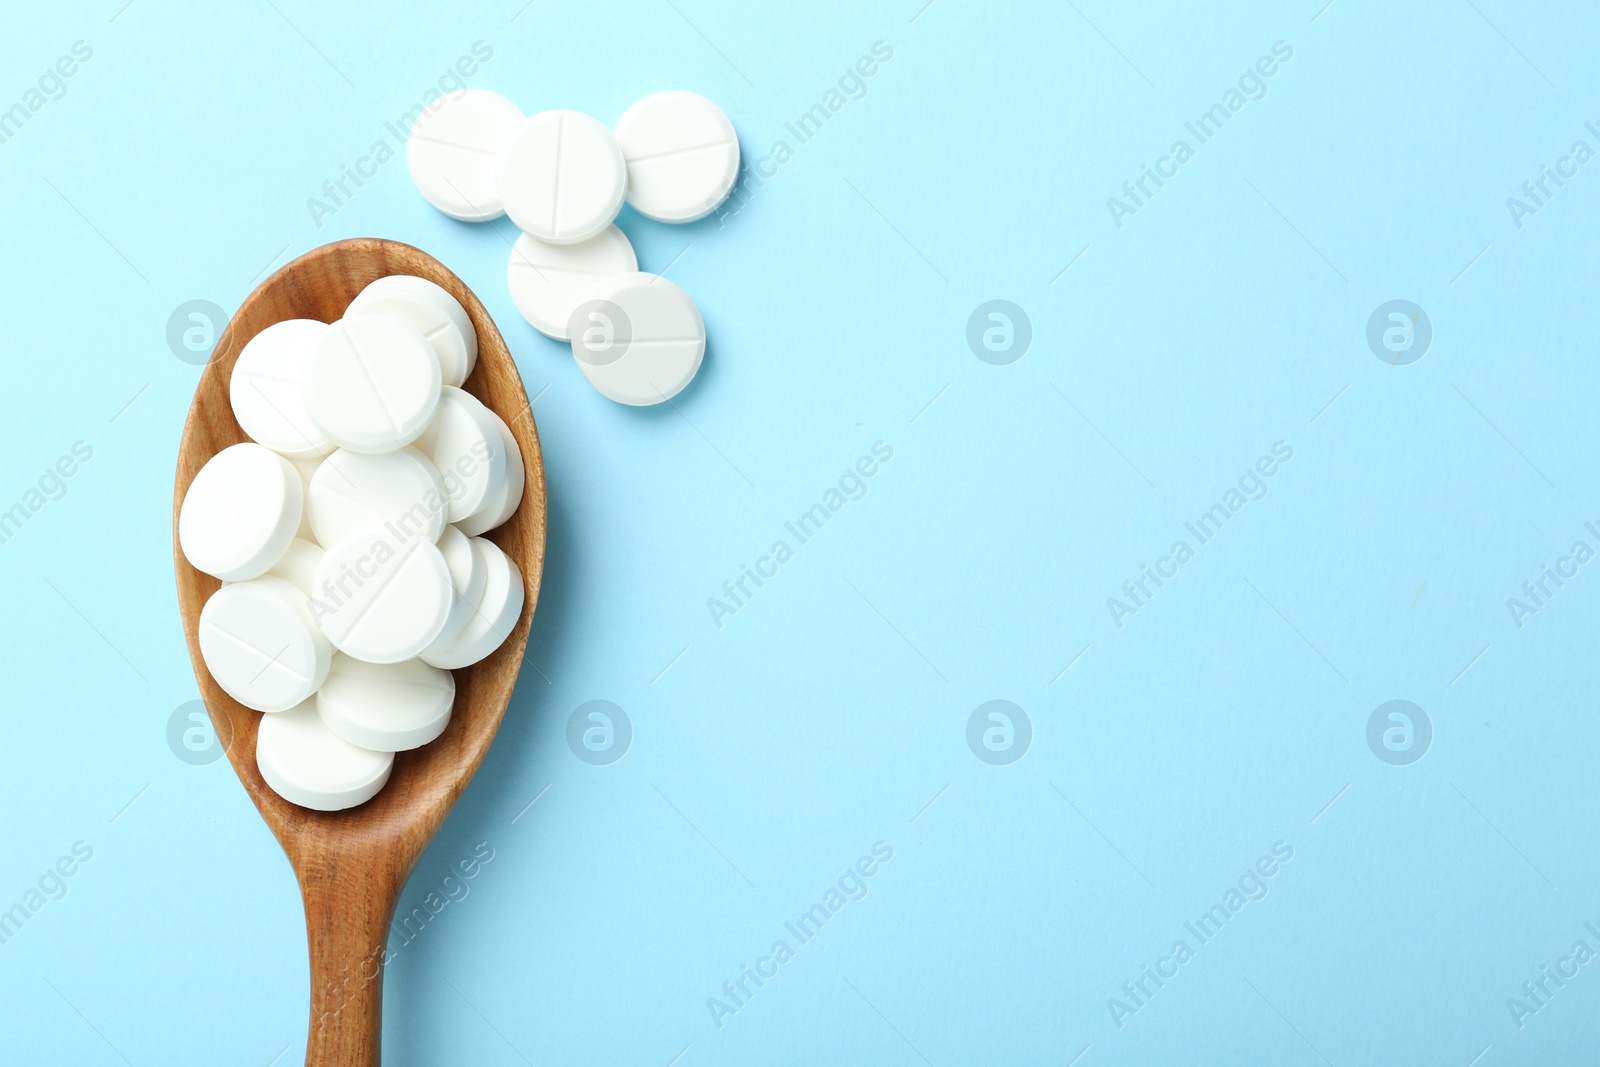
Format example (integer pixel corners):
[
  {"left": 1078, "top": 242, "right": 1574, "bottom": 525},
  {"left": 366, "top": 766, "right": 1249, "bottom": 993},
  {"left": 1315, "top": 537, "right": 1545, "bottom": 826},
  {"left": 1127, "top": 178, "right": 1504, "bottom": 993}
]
[
  {"left": 406, "top": 89, "right": 738, "bottom": 406},
  {"left": 179, "top": 275, "right": 525, "bottom": 811}
]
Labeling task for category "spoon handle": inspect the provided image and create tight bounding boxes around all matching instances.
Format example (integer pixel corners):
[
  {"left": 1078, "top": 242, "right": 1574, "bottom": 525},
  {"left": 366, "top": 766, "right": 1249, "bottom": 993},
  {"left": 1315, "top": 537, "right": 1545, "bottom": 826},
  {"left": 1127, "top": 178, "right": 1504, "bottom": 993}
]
[{"left": 299, "top": 860, "right": 395, "bottom": 1065}]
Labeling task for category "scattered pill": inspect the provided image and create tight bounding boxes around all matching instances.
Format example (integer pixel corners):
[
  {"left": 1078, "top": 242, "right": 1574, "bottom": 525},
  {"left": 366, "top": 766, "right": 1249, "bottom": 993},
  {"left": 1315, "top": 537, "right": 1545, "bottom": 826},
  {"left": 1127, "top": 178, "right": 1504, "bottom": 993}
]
[
  {"left": 454, "top": 409, "right": 524, "bottom": 537},
  {"left": 179, "top": 443, "right": 303, "bottom": 582},
  {"left": 317, "top": 653, "right": 455, "bottom": 752},
  {"left": 613, "top": 91, "right": 740, "bottom": 223},
  {"left": 406, "top": 89, "right": 525, "bottom": 222},
  {"left": 306, "top": 314, "right": 442, "bottom": 454},
  {"left": 413, "top": 387, "right": 507, "bottom": 523},
  {"left": 313, "top": 526, "right": 455, "bottom": 664},
  {"left": 570, "top": 272, "right": 705, "bottom": 406},
  {"left": 230, "top": 319, "right": 334, "bottom": 459},
  {"left": 402, "top": 87, "right": 740, "bottom": 415},
  {"left": 348, "top": 275, "right": 477, "bottom": 388},
  {"left": 199, "top": 577, "right": 332, "bottom": 713},
  {"left": 497, "top": 110, "right": 627, "bottom": 244},
  {"left": 305, "top": 446, "right": 447, "bottom": 548},
  {"left": 422, "top": 537, "right": 524, "bottom": 669},
  {"left": 507, "top": 226, "right": 637, "bottom": 340},
  {"left": 256, "top": 697, "right": 393, "bottom": 811}
]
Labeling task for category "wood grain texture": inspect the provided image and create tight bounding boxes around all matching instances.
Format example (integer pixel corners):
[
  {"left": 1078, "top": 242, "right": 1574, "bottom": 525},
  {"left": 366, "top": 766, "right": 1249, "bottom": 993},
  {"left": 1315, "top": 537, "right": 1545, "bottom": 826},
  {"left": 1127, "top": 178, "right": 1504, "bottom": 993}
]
[{"left": 172, "top": 238, "right": 547, "bottom": 1067}]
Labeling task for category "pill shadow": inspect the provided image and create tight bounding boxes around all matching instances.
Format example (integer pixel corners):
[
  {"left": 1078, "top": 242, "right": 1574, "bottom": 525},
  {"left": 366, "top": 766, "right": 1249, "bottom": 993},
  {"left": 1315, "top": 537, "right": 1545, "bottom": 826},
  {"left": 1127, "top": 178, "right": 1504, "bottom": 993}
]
[
  {"left": 380, "top": 253, "right": 722, "bottom": 1060},
  {"left": 380, "top": 475, "right": 580, "bottom": 1063}
]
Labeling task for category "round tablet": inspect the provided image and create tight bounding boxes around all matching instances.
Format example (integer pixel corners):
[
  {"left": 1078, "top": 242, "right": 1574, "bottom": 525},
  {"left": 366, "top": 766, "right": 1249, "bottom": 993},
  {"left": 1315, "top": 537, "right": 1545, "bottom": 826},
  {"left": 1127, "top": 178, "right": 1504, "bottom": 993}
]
[
  {"left": 256, "top": 697, "right": 393, "bottom": 811},
  {"left": 454, "top": 409, "right": 525, "bottom": 537},
  {"left": 306, "top": 447, "right": 448, "bottom": 548},
  {"left": 406, "top": 88, "right": 525, "bottom": 222},
  {"left": 422, "top": 537, "right": 525, "bottom": 669},
  {"left": 347, "top": 276, "right": 477, "bottom": 388},
  {"left": 306, "top": 314, "right": 442, "bottom": 454},
  {"left": 263, "top": 538, "right": 323, "bottom": 597},
  {"left": 179, "top": 443, "right": 303, "bottom": 582},
  {"left": 613, "top": 92, "right": 740, "bottom": 223},
  {"left": 569, "top": 272, "right": 705, "bottom": 406},
  {"left": 318, "top": 654, "right": 455, "bottom": 752},
  {"left": 413, "top": 387, "right": 506, "bottom": 523},
  {"left": 497, "top": 110, "right": 627, "bottom": 244},
  {"left": 312, "top": 527, "right": 454, "bottom": 664},
  {"left": 507, "top": 226, "right": 637, "bottom": 340},
  {"left": 199, "top": 577, "right": 333, "bottom": 713},
  {"left": 433, "top": 525, "right": 486, "bottom": 646},
  {"left": 287, "top": 454, "right": 323, "bottom": 541},
  {"left": 230, "top": 319, "right": 334, "bottom": 458}
]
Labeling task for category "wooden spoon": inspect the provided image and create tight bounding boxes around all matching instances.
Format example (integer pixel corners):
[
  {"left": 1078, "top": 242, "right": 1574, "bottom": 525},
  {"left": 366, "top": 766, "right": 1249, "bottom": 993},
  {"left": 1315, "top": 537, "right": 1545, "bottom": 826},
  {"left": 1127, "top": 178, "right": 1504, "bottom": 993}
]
[{"left": 172, "top": 238, "right": 547, "bottom": 1066}]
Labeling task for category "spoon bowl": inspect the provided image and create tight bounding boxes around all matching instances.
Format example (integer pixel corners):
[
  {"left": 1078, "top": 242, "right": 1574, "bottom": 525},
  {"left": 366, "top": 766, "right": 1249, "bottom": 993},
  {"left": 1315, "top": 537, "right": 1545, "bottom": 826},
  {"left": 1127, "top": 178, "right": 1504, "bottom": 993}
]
[{"left": 172, "top": 238, "right": 546, "bottom": 1066}]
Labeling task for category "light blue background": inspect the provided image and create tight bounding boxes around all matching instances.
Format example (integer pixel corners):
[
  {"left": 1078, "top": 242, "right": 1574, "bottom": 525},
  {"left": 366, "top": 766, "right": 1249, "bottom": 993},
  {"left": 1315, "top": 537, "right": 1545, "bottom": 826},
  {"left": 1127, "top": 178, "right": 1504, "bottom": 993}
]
[{"left": 1, "top": 0, "right": 1596, "bottom": 1063}]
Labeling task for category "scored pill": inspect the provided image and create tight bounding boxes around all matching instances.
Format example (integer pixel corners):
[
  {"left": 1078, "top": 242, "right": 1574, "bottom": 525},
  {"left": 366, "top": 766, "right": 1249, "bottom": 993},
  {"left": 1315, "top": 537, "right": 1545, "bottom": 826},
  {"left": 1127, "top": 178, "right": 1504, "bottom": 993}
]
[
  {"left": 348, "top": 276, "right": 477, "bottom": 389},
  {"left": 613, "top": 91, "right": 741, "bottom": 223},
  {"left": 312, "top": 526, "right": 454, "bottom": 664},
  {"left": 568, "top": 272, "right": 705, "bottom": 406},
  {"left": 305, "top": 314, "right": 442, "bottom": 454},
  {"left": 507, "top": 226, "right": 637, "bottom": 340},
  {"left": 199, "top": 576, "right": 332, "bottom": 713},
  {"left": 406, "top": 88, "right": 525, "bottom": 222},
  {"left": 496, "top": 110, "right": 628, "bottom": 245}
]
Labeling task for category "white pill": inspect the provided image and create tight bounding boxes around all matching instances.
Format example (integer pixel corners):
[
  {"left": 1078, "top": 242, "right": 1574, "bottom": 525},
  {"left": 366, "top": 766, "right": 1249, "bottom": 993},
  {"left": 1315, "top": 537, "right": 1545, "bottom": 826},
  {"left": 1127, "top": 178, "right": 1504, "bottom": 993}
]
[
  {"left": 434, "top": 524, "right": 486, "bottom": 646},
  {"left": 497, "top": 110, "right": 627, "bottom": 244},
  {"left": 312, "top": 527, "right": 454, "bottom": 664},
  {"left": 306, "top": 447, "right": 447, "bottom": 548},
  {"left": 318, "top": 653, "right": 454, "bottom": 752},
  {"left": 347, "top": 275, "right": 477, "bottom": 388},
  {"left": 569, "top": 272, "right": 705, "bottom": 406},
  {"left": 454, "top": 408, "right": 525, "bottom": 537},
  {"left": 229, "top": 319, "right": 334, "bottom": 459},
  {"left": 613, "top": 92, "right": 740, "bottom": 223},
  {"left": 413, "top": 387, "right": 506, "bottom": 523},
  {"left": 256, "top": 697, "right": 393, "bottom": 811},
  {"left": 179, "top": 443, "right": 303, "bottom": 582},
  {"left": 199, "top": 577, "right": 332, "bottom": 713},
  {"left": 507, "top": 226, "right": 637, "bottom": 340},
  {"left": 306, "top": 314, "right": 442, "bottom": 454},
  {"left": 287, "top": 454, "right": 322, "bottom": 541},
  {"left": 422, "top": 537, "right": 525, "bottom": 669},
  {"left": 406, "top": 88, "right": 525, "bottom": 222},
  {"left": 263, "top": 538, "right": 323, "bottom": 597}
]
